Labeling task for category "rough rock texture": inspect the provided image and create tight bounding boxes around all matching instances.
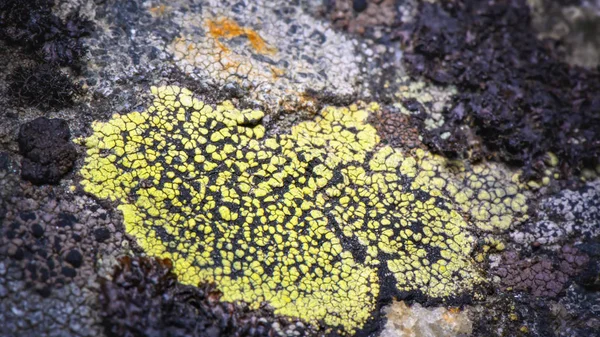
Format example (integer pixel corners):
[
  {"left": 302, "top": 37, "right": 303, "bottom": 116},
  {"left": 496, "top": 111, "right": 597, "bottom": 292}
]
[
  {"left": 0, "top": 0, "right": 599, "bottom": 336},
  {"left": 100, "top": 256, "right": 311, "bottom": 337},
  {"left": 369, "top": 105, "right": 426, "bottom": 151},
  {"left": 403, "top": 0, "right": 600, "bottom": 177},
  {"left": 470, "top": 295, "right": 557, "bottom": 337},
  {"left": 556, "top": 284, "right": 600, "bottom": 336},
  {"left": 574, "top": 237, "right": 600, "bottom": 291},
  {"left": 18, "top": 117, "right": 77, "bottom": 185},
  {"left": 325, "top": 0, "right": 400, "bottom": 36},
  {"left": 0, "top": 153, "right": 128, "bottom": 337},
  {"left": 0, "top": 276, "right": 101, "bottom": 337}
]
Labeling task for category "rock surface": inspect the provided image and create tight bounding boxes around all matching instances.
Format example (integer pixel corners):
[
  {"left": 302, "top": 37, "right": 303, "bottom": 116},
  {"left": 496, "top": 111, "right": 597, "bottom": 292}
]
[{"left": 0, "top": 0, "right": 599, "bottom": 337}]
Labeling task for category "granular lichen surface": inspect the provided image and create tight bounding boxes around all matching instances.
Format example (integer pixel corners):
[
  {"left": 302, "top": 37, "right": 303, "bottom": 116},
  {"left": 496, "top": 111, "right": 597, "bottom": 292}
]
[{"left": 78, "top": 86, "right": 528, "bottom": 333}]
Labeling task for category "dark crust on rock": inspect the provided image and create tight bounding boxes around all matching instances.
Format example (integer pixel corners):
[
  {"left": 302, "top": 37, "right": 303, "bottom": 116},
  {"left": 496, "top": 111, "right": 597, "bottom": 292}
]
[
  {"left": 491, "top": 246, "right": 589, "bottom": 298},
  {"left": 470, "top": 294, "right": 556, "bottom": 337},
  {"left": 574, "top": 236, "right": 600, "bottom": 291},
  {"left": 368, "top": 105, "right": 426, "bottom": 151},
  {"left": 7, "top": 64, "right": 81, "bottom": 109},
  {"left": 323, "top": 0, "right": 400, "bottom": 37},
  {"left": 558, "top": 284, "right": 600, "bottom": 336},
  {"left": 0, "top": 0, "right": 92, "bottom": 68},
  {"left": 402, "top": 0, "right": 600, "bottom": 178},
  {"left": 100, "top": 256, "right": 314, "bottom": 337},
  {"left": 18, "top": 117, "right": 77, "bottom": 185}
]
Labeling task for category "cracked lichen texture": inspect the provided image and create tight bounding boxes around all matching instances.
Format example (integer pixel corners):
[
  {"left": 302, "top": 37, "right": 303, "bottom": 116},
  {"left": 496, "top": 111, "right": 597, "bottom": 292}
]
[
  {"left": 169, "top": 0, "right": 360, "bottom": 110},
  {"left": 78, "top": 86, "right": 528, "bottom": 333}
]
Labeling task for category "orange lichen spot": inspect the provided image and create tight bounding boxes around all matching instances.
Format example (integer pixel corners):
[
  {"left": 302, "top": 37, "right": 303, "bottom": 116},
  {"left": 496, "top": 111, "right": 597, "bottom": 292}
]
[
  {"left": 269, "top": 65, "right": 286, "bottom": 79},
  {"left": 149, "top": 4, "right": 169, "bottom": 16},
  {"left": 222, "top": 60, "right": 241, "bottom": 72},
  {"left": 442, "top": 308, "right": 462, "bottom": 325},
  {"left": 206, "top": 17, "right": 277, "bottom": 55},
  {"left": 448, "top": 307, "right": 461, "bottom": 314}
]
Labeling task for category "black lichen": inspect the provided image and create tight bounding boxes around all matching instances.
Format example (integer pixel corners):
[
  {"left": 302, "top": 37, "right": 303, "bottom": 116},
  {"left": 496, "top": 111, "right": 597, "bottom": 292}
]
[
  {"left": 0, "top": 0, "right": 92, "bottom": 67},
  {"left": 403, "top": 0, "right": 600, "bottom": 177},
  {"left": 1, "top": 0, "right": 90, "bottom": 110},
  {"left": 471, "top": 295, "right": 556, "bottom": 337},
  {"left": 8, "top": 64, "right": 80, "bottom": 109},
  {"left": 64, "top": 249, "right": 83, "bottom": 268},
  {"left": 18, "top": 117, "right": 77, "bottom": 185},
  {"left": 100, "top": 256, "right": 308, "bottom": 337},
  {"left": 353, "top": 0, "right": 368, "bottom": 13}
]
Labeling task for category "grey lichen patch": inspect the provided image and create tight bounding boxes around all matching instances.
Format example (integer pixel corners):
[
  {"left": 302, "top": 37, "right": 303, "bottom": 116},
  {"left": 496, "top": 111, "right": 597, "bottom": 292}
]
[
  {"left": 527, "top": 0, "right": 600, "bottom": 68},
  {"left": 169, "top": 0, "right": 362, "bottom": 112},
  {"left": 0, "top": 276, "right": 101, "bottom": 337},
  {"left": 511, "top": 180, "right": 600, "bottom": 248}
]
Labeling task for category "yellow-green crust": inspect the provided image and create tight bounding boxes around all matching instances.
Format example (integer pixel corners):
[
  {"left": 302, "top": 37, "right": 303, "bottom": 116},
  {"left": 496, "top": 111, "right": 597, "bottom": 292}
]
[{"left": 78, "top": 86, "right": 527, "bottom": 333}]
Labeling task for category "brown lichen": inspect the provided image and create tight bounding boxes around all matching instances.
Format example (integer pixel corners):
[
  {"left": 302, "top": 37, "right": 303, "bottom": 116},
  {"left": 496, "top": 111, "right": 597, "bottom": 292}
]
[{"left": 491, "top": 246, "right": 589, "bottom": 297}]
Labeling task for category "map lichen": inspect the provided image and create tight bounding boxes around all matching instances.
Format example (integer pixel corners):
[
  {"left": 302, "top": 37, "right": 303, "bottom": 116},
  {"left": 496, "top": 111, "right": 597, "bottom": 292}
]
[{"left": 78, "top": 86, "right": 528, "bottom": 333}]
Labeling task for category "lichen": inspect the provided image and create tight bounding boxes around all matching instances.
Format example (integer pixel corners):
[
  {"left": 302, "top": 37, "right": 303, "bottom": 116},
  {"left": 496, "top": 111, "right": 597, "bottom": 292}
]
[
  {"left": 78, "top": 86, "right": 528, "bottom": 333},
  {"left": 169, "top": 5, "right": 361, "bottom": 111}
]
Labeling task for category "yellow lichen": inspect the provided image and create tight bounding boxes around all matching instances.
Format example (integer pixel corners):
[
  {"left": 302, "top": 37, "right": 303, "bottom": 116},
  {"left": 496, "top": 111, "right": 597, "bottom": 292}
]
[{"left": 78, "top": 86, "right": 527, "bottom": 333}]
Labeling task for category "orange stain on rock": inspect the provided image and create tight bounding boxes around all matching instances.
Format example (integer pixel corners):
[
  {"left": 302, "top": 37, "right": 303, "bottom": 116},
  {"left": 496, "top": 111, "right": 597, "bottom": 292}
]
[
  {"left": 206, "top": 17, "right": 277, "bottom": 55},
  {"left": 149, "top": 4, "right": 169, "bottom": 16}
]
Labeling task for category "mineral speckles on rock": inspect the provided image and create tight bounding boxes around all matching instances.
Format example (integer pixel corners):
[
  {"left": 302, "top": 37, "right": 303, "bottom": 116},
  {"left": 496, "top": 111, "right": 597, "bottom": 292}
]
[{"left": 380, "top": 301, "right": 472, "bottom": 337}]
